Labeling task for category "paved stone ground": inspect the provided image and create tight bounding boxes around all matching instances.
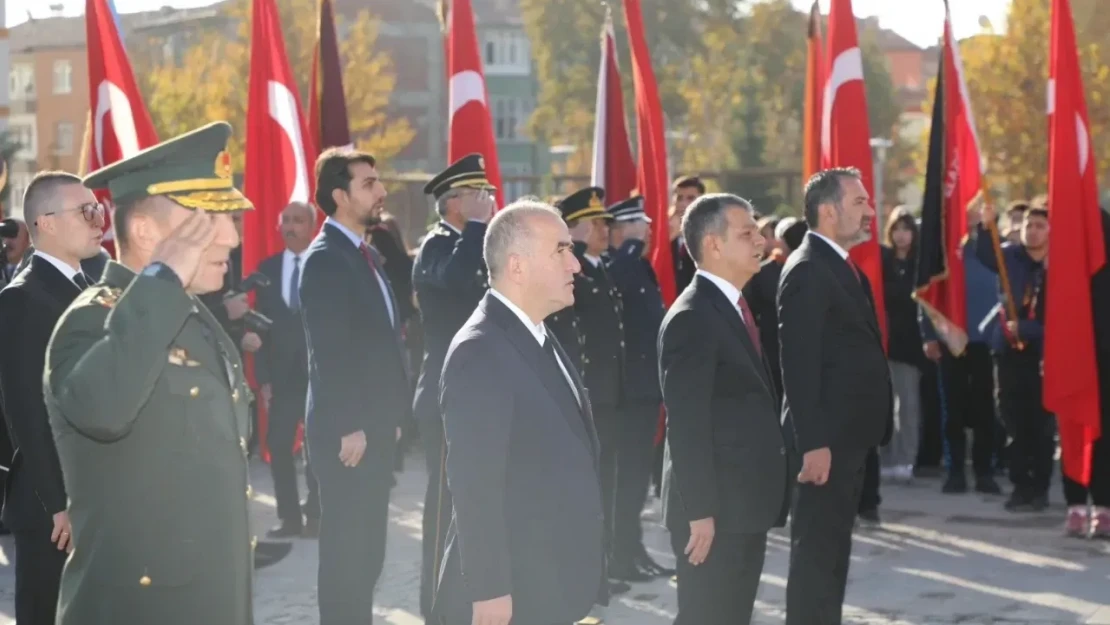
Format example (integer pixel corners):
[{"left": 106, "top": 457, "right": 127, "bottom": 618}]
[{"left": 2, "top": 451, "right": 1109, "bottom": 624}]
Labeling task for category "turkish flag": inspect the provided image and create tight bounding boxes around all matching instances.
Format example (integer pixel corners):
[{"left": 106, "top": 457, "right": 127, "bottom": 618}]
[
  {"left": 802, "top": 0, "right": 824, "bottom": 182},
  {"left": 590, "top": 15, "right": 636, "bottom": 205},
  {"left": 244, "top": 0, "right": 318, "bottom": 462},
  {"left": 446, "top": 0, "right": 503, "bottom": 208},
  {"left": 85, "top": 0, "right": 159, "bottom": 257},
  {"left": 821, "top": 0, "right": 887, "bottom": 348},
  {"left": 1046, "top": 0, "right": 1106, "bottom": 486}
]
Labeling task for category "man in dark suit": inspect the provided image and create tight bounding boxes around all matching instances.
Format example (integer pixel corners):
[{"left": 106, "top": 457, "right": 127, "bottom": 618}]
[
  {"left": 604, "top": 196, "right": 673, "bottom": 581},
  {"left": 659, "top": 194, "right": 789, "bottom": 625},
  {"left": 411, "top": 154, "right": 493, "bottom": 619},
  {"left": 255, "top": 201, "right": 321, "bottom": 538},
  {"left": 436, "top": 199, "right": 603, "bottom": 625},
  {"left": 301, "top": 148, "right": 410, "bottom": 625},
  {"left": 545, "top": 186, "right": 628, "bottom": 601},
  {"left": 0, "top": 171, "right": 105, "bottom": 625},
  {"left": 669, "top": 176, "right": 704, "bottom": 295},
  {"left": 743, "top": 217, "right": 808, "bottom": 400},
  {"left": 778, "top": 168, "right": 893, "bottom": 625}
]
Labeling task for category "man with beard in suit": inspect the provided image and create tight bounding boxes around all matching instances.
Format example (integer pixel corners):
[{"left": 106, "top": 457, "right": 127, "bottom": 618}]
[{"left": 0, "top": 171, "right": 104, "bottom": 625}]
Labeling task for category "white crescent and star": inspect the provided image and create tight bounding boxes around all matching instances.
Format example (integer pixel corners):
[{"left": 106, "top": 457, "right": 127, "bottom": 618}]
[
  {"left": 268, "top": 79, "right": 311, "bottom": 205},
  {"left": 820, "top": 47, "right": 863, "bottom": 160},
  {"left": 1047, "top": 77, "right": 1091, "bottom": 174},
  {"left": 94, "top": 79, "right": 141, "bottom": 170},
  {"left": 449, "top": 70, "right": 487, "bottom": 122}
]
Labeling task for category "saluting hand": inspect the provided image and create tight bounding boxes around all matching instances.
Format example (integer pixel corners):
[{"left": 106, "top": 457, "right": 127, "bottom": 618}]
[
  {"left": 798, "top": 447, "right": 832, "bottom": 486},
  {"left": 339, "top": 430, "right": 367, "bottom": 468},
  {"left": 150, "top": 208, "right": 218, "bottom": 290}
]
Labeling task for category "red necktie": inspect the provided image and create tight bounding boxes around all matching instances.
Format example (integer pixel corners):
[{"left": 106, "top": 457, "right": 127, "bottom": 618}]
[
  {"left": 736, "top": 296, "right": 762, "bottom": 356},
  {"left": 359, "top": 243, "right": 379, "bottom": 277},
  {"left": 846, "top": 258, "right": 862, "bottom": 283}
]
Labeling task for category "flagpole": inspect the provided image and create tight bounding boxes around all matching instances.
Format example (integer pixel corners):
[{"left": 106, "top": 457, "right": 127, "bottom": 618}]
[
  {"left": 974, "top": 183, "right": 1024, "bottom": 351},
  {"left": 78, "top": 110, "right": 93, "bottom": 176}
]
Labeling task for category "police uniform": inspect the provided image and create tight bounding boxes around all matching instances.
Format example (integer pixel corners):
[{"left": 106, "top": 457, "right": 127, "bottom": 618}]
[
  {"left": 545, "top": 187, "right": 625, "bottom": 593},
  {"left": 43, "top": 122, "right": 256, "bottom": 625},
  {"left": 603, "top": 196, "right": 673, "bottom": 580},
  {"left": 411, "top": 153, "right": 492, "bottom": 619}
]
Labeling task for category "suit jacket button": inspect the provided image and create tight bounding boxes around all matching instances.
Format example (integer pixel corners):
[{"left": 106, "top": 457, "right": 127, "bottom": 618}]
[
  {"left": 780, "top": 447, "right": 786, "bottom": 455},
  {"left": 246, "top": 485, "right": 253, "bottom": 499},
  {"left": 592, "top": 287, "right": 599, "bottom": 294},
  {"left": 239, "top": 437, "right": 247, "bottom": 452},
  {"left": 620, "top": 341, "right": 625, "bottom": 348},
  {"left": 640, "top": 287, "right": 646, "bottom": 293},
  {"left": 139, "top": 575, "right": 152, "bottom": 586},
  {"left": 189, "top": 387, "right": 200, "bottom": 398},
  {"left": 251, "top": 536, "right": 258, "bottom": 550},
  {"left": 232, "top": 389, "right": 240, "bottom": 402}
]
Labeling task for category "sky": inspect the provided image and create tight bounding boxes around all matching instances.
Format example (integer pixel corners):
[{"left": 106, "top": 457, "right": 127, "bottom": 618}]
[{"left": 9, "top": 0, "right": 1012, "bottom": 48}]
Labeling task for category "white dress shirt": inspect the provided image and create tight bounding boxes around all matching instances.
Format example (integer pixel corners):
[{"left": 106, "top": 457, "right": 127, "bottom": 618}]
[
  {"left": 695, "top": 269, "right": 749, "bottom": 324},
  {"left": 34, "top": 250, "right": 82, "bottom": 285},
  {"left": 489, "top": 289, "right": 581, "bottom": 406},
  {"left": 325, "top": 217, "right": 396, "bottom": 326},
  {"left": 582, "top": 254, "right": 602, "bottom": 269},
  {"left": 281, "top": 249, "right": 305, "bottom": 308},
  {"left": 810, "top": 231, "right": 850, "bottom": 260}
]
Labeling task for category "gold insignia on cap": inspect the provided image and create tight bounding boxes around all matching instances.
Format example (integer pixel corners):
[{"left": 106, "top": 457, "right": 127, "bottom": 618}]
[
  {"left": 215, "top": 150, "right": 232, "bottom": 179},
  {"left": 589, "top": 192, "right": 602, "bottom": 209}
]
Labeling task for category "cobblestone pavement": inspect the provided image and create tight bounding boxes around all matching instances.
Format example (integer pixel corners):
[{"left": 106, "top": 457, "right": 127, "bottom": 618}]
[{"left": 2, "top": 451, "right": 1109, "bottom": 624}]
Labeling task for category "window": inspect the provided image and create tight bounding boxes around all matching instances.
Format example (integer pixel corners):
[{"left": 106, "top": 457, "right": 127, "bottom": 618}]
[
  {"left": 493, "top": 96, "right": 532, "bottom": 141},
  {"left": 53, "top": 60, "right": 72, "bottom": 94},
  {"left": 9, "top": 121, "right": 36, "bottom": 158},
  {"left": 482, "top": 30, "right": 530, "bottom": 75},
  {"left": 54, "top": 122, "right": 75, "bottom": 155},
  {"left": 9, "top": 64, "right": 34, "bottom": 99}
]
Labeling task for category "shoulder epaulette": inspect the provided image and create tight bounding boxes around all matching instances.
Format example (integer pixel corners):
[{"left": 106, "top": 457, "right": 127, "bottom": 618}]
[{"left": 90, "top": 286, "right": 123, "bottom": 308}]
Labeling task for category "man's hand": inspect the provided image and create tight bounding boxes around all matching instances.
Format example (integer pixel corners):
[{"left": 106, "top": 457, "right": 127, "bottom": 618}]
[
  {"left": 150, "top": 208, "right": 217, "bottom": 289},
  {"left": 626, "top": 221, "right": 650, "bottom": 242},
  {"left": 260, "top": 384, "right": 273, "bottom": 410},
  {"left": 798, "top": 447, "right": 832, "bottom": 486},
  {"left": 685, "top": 517, "right": 714, "bottom": 566},
  {"left": 339, "top": 430, "right": 367, "bottom": 467},
  {"left": 1006, "top": 320, "right": 1019, "bottom": 338},
  {"left": 224, "top": 293, "right": 250, "bottom": 321},
  {"left": 51, "top": 510, "right": 73, "bottom": 553},
  {"left": 979, "top": 196, "right": 996, "bottom": 226},
  {"left": 461, "top": 190, "right": 495, "bottom": 224},
  {"left": 471, "top": 594, "right": 512, "bottom": 625},
  {"left": 923, "top": 341, "right": 942, "bottom": 362},
  {"left": 240, "top": 331, "right": 262, "bottom": 353}
]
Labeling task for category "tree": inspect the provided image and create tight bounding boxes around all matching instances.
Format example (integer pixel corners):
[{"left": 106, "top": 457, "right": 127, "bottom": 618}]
[
  {"left": 959, "top": 0, "right": 1110, "bottom": 199},
  {"left": 136, "top": 0, "right": 413, "bottom": 173}
]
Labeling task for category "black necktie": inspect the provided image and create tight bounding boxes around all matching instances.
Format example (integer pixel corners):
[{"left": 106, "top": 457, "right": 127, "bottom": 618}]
[
  {"left": 543, "top": 336, "right": 579, "bottom": 406},
  {"left": 289, "top": 256, "right": 301, "bottom": 311},
  {"left": 73, "top": 273, "right": 90, "bottom": 289}
]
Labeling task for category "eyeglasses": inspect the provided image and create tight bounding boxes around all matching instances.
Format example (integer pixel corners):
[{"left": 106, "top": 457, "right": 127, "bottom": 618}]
[{"left": 44, "top": 202, "right": 106, "bottom": 223}]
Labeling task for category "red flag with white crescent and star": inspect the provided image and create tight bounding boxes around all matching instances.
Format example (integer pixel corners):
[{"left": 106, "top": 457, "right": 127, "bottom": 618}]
[
  {"left": 1045, "top": 0, "right": 1106, "bottom": 486},
  {"left": 85, "top": 0, "right": 159, "bottom": 257},
  {"left": 821, "top": 0, "right": 887, "bottom": 349},
  {"left": 590, "top": 12, "right": 636, "bottom": 206},
  {"left": 446, "top": 0, "right": 503, "bottom": 208}
]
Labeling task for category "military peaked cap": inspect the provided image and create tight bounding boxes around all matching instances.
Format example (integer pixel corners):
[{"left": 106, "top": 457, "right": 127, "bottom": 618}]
[
  {"left": 607, "top": 195, "right": 651, "bottom": 223},
  {"left": 557, "top": 186, "right": 611, "bottom": 223},
  {"left": 424, "top": 153, "right": 496, "bottom": 200}
]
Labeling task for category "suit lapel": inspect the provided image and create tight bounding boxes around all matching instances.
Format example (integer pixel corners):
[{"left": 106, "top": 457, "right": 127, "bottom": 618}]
[
  {"left": 30, "top": 256, "right": 81, "bottom": 303},
  {"left": 697, "top": 276, "right": 774, "bottom": 394},
  {"left": 807, "top": 234, "right": 882, "bottom": 341},
  {"left": 548, "top": 330, "right": 600, "bottom": 459},
  {"left": 485, "top": 296, "right": 595, "bottom": 452}
]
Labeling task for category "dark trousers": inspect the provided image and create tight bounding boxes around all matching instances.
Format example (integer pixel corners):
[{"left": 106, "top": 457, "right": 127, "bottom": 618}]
[
  {"left": 315, "top": 460, "right": 392, "bottom": 625},
  {"left": 942, "top": 342, "right": 998, "bottom": 477},
  {"left": 596, "top": 406, "right": 620, "bottom": 561},
  {"left": 786, "top": 446, "right": 868, "bottom": 625},
  {"left": 858, "top": 447, "right": 881, "bottom": 513},
  {"left": 15, "top": 527, "right": 67, "bottom": 625},
  {"left": 996, "top": 351, "right": 1055, "bottom": 497},
  {"left": 420, "top": 412, "right": 452, "bottom": 619},
  {"left": 612, "top": 401, "right": 659, "bottom": 564},
  {"left": 916, "top": 361, "right": 944, "bottom": 468},
  {"left": 267, "top": 379, "right": 319, "bottom": 524},
  {"left": 669, "top": 527, "right": 766, "bottom": 625}
]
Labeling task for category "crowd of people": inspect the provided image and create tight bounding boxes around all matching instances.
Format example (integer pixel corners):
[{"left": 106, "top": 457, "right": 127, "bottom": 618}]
[{"left": 0, "top": 117, "right": 1106, "bottom": 625}]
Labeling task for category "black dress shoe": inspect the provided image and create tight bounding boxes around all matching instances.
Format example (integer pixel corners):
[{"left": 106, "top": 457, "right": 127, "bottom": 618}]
[
  {"left": 857, "top": 508, "right": 881, "bottom": 527},
  {"left": 635, "top": 553, "right": 675, "bottom": 577},
  {"left": 975, "top": 475, "right": 1002, "bottom": 495},
  {"left": 1004, "top": 490, "right": 1032, "bottom": 511},
  {"left": 607, "top": 580, "right": 631, "bottom": 596},
  {"left": 942, "top": 474, "right": 968, "bottom": 494},
  {"left": 608, "top": 560, "right": 653, "bottom": 582},
  {"left": 266, "top": 521, "right": 303, "bottom": 539},
  {"left": 253, "top": 541, "right": 293, "bottom": 569}
]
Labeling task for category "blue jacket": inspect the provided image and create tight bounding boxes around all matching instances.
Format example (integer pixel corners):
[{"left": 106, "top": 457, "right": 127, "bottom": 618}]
[
  {"left": 919, "top": 234, "right": 998, "bottom": 346},
  {"left": 974, "top": 225, "right": 1046, "bottom": 355}
]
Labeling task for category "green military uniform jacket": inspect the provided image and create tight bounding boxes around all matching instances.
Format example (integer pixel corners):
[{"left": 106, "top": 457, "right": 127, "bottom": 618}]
[{"left": 44, "top": 260, "right": 254, "bottom": 625}]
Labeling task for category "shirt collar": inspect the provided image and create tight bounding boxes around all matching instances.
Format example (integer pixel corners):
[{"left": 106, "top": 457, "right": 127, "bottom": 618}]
[
  {"left": 441, "top": 220, "right": 462, "bottom": 236},
  {"left": 326, "top": 217, "right": 365, "bottom": 249},
  {"left": 34, "top": 249, "right": 80, "bottom": 281},
  {"left": 696, "top": 269, "right": 741, "bottom": 305},
  {"left": 490, "top": 288, "right": 546, "bottom": 345},
  {"left": 583, "top": 254, "right": 601, "bottom": 268},
  {"left": 810, "top": 231, "right": 850, "bottom": 260},
  {"left": 283, "top": 248, "right": 303, "bottom": 262}
]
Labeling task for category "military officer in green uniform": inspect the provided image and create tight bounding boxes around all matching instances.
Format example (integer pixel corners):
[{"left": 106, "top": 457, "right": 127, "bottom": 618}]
[{"left": 43, "top": 121, "right": 256, "bottom": 625}]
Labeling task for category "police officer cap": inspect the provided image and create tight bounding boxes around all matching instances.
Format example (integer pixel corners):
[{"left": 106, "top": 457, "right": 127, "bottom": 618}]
[
  {"left": 607, "top": 195, "right": 652, "bottom": 223},
  {"left": 424, "top": 153, "right": 496, "bottom": 200},
  {"left": 83, "top": 121, "right": 252, "bottom": 212},
  {"left": 556, "top": 186, "right": 612, "bottom": 223}
]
